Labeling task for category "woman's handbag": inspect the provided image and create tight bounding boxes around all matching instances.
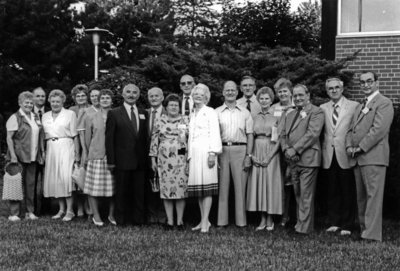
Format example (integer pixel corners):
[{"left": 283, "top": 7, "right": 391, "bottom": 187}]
[
  {"left": 2, "top": 162, "right": 23, "bottom": 201},
  {"left": 71, "top": 164, "right": 86, "bottom": 191}
]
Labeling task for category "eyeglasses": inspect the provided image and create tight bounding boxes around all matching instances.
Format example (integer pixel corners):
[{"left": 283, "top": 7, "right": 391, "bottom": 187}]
[
  {"left": 180, "top": 81, "right": 194, "bottom": 86},
  {"left": 359, "top": 79, "right": 375, "bottom": 86}
]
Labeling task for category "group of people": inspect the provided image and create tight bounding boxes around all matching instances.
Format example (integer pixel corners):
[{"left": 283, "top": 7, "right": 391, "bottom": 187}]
[{"left": 4, "top": 71, "right": 393, "bottom": 241}]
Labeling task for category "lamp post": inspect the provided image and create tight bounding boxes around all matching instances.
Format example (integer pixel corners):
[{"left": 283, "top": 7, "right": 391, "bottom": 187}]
[{"left": 84, "top": 27, "right": 112, "bottom": 81}]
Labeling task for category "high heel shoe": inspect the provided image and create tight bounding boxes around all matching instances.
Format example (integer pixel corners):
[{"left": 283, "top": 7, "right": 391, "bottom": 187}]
[
  {"left": 108, "top": 216, "right": 117, "bottom": 226},
  {"left": 92, "top": 217, "right": 104, "bottom": 227},
  {"left": 51, "top": 211, "right": 65, "bottom": 220},
  {"left": 191, "top": 223, "right": 202, "bottom": 231},
  {"left": 62, "top": 211, "right": 75, "bottom": 222},
  {"left": 200, "top": 222, "right": 211, "bottom": 233},
  {"left": 255, "top": 225, "right": 267, "bottom": 231},
  {"left": 266, "top": 223, "right": 274, "bottom": 231}
]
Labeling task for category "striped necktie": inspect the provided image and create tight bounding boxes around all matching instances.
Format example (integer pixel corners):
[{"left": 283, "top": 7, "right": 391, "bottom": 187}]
[
  {"left": 332, "top": 104, "right": 339, "bottom": 127},
  {"left": 246, "top": 99, "right": 251, "bottom": 112}
]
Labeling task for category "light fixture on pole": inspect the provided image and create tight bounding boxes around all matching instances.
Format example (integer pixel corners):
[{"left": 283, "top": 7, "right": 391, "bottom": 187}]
[{"left": 84, "top": 27, "right": 112, "bottom": 81}]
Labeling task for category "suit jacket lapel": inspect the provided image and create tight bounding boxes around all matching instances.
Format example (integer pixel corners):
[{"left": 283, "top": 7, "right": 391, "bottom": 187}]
[
  {"left": 334, "top": 99, "right": 346, "bottom": 132},
  {"left": 291, "top": 103, "right": 311, "bottom": 132},
  {"left": 119, "top": 106, "right": 136, "bottom": 136}
]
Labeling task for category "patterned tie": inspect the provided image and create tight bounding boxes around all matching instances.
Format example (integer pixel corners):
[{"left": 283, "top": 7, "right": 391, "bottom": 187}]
[
  {"left": 131, "top": 106, "right": 137, "bottom": 134},
  {"left": 332, "top": 104, "right": 339, "bottom": 127},
  {"left": 246, "top": 99, "right": 251, "bottom": 112},
  {"left": 184, "top": 96, "right": 190, "bottom": 116},
  {"left": 150, "top": 109, "right": 157, "bottom": 133}
]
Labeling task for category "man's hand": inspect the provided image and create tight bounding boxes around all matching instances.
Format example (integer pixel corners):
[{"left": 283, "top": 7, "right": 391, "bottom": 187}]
[
  {"left": 243, "top": 156, "right": 252, "bottom": 171},
  {"left": 285, "top": 148, "right": 297, "bottom": 160},
  {"left": 346, "top": 147, "right": 354, "bottom": 157},
  {"left": 208, "top": 153, "right": 216, "bottom": 168}
]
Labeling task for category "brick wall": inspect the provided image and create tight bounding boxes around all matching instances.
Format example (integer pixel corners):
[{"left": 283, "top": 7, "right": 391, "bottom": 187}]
[{"left": 335, "top": 35, "right": 400, "bottom": 104}]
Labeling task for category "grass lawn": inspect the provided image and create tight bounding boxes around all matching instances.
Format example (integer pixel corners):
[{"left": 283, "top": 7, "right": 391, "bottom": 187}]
[{"left": 1, "top": 215, "right": 400, "bottom": 270}]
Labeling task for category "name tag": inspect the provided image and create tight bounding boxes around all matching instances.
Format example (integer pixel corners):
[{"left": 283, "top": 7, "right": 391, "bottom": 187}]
[
  {"left": 362, "top": 107, "right": 369, "bottom": 114},
  {"left": 139, "top": 114, "right": 146, "bottom": 119},
  {"left": 273, "top": 111, "right": 282, "bottom": 117}
]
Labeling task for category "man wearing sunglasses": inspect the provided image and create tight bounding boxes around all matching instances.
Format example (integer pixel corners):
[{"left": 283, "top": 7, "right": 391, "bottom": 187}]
[
  {"left": 179, "top": 74, "right": 195, "bottom": 116},
  {"left": 346, "top": 71, "right": 394, "bottom": 241}
]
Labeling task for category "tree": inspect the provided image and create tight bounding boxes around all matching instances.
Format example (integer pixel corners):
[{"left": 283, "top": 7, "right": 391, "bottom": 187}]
[{"left": 294, "top": 0, "right": 321, "bottom": 52}]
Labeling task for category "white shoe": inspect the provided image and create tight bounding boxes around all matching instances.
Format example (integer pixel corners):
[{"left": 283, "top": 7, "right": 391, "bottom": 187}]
[
  {"left": 62, "top": 211, "right": 75, "bottom": 222},
  {"left": 26, "top": 212, "right": 39, "bottom": 220},
  {"left": 8, "top": 215, "right": 21, "bottom": 222},
  {"left": 340, "top": 230, "right": 351, "bottom": 236},
  {"left": 326, "top": 226, "right": 340, "bottom": 232}
]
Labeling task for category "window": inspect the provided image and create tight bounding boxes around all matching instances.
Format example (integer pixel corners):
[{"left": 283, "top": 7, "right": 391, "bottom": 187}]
[{"left": 339, "top": 0, "right": 400, "bottom": 35}]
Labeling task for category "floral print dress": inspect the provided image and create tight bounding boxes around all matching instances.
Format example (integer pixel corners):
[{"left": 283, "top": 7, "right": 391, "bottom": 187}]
[{"left": 149, "top": 115, "right": 188, "bottom": 199}]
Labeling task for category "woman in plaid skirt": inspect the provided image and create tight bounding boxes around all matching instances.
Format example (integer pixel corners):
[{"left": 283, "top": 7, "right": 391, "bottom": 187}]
[{"left": 83, "top": 89, "right": 116, "bottom": 226}]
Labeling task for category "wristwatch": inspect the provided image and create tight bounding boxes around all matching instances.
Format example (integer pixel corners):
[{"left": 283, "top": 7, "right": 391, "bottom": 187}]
[{"left": 246, "top": 154, "right": 252, "bottom": 158}]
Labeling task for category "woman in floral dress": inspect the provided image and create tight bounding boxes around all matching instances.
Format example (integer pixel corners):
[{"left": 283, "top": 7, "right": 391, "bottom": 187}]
[{"left": 150, "top": 94, "right": 188, "bottom": 229}]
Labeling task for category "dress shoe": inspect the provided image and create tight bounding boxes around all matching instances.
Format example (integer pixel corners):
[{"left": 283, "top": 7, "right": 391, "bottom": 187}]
[
  {"left": 177, "top": 224, "right": 185, "bottom": 231},
  {"left": 340, "top": 230, "right": 351, "bottom": 236},
  {"left": 108, "top": 216, "right": 117, "bottom": 226},
  {"left": 8, "top": 215, "right": 21, "bottom": 222},
  {"left": 163, "top": 223, "right": 174, "bottom": 231},
  {"left": 255, "top": 225, "right": 267, "bottom": 231},
  {"left": 62, "top": 211, "right": 75, "bottom": 222},
  {"left": 200, "top": 222, "right": 211, "bottom": 233},
  {"left": 92, "top": 217, "right": 104, "bottom": 227},
  {"left": 266, "top": 223, "right": 275, "bottom": 231},
  {"left": 326, "top": 226, "right": 340, "bottom": 232},
  {"left": 51, "top": 211, "right": 65, "bottom": 220},
  {"left": 25, "top": 212, "right": 39, "bottom": 220}
]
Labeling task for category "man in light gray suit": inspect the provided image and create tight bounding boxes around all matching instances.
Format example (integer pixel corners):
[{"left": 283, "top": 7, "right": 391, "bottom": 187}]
[
  {"left": 320, "top": 78, "right": 358, "bottom": 236},
  {"left": 346, "top": 71, "right": 394, "bottom": 241},
  {"left": 281, "top": 84, "right": 324, "bottom": 234}
]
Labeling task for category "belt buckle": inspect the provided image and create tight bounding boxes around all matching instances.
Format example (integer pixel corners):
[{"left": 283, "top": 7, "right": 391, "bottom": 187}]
[{"left": 227, "top": 141, "right": 232, "bottom": 146}]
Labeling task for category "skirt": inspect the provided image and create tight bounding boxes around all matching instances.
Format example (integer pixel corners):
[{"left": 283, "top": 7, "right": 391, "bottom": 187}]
[{"left": 84, "top": 158, "right": 115, "bottom": 197}]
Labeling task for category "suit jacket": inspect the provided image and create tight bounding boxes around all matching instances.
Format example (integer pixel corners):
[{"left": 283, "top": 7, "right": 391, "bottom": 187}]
[
  {"left": 345, "top": 92, "right": 393, "bottom": 166},
  {"left": 320, "top": 97, "right": 358, "bottom": 169},
  {"left": 105, "top": 105, "right": 150, "bottom": 170},
  {"left": 281, "top": 103, "right": 324, "bottom": 167},
  {"left": 146, "top": 106, "right": 167, "bottom": 137}
]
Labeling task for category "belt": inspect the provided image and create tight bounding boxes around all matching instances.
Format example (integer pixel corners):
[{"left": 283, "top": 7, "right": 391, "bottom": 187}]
[
  {"left": 254, "top": 134, "right": 271, "bottom": 138},
  {"left": 222, "top": 142, "right": 246, "bottom": 146},
  {"left": 46, "top": 137, "right": 73, "bottom": 141}
]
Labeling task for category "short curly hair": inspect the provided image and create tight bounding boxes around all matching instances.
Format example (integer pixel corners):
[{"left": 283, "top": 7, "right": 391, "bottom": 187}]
[
  {"left": 164, "top": 93, "right": 181, "bottom": 108},
  {"left": 256, "top": 87, "right": 275, "bottom": 102},
  {"left": 48, "top": 89, "right": 66, "bottom": 103},
  {"left": 191, "top": 83, "right": 211, "bottom": 105},
  {"left": 71, "top": 84, "right": 88, "bottom": 99},
  {"left": 18, "top": 91, "right": 34, "bottom": 106}
]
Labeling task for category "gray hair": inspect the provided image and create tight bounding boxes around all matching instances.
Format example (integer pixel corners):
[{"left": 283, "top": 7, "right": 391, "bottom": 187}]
[
  {"left": 48, "top": 89, "right": 66, "bottom": 103},
  {"left": 18, "top": 91, "right": 34, "bottom": 106},
  {"left": 256, "top": 87, "right": 275, "bottom": 102},
  {"left": 325, "top": 77, "right": 344, "bottom": 89},
  {"left": 192, "top": 83, "right": 211, "bottom": 105}
]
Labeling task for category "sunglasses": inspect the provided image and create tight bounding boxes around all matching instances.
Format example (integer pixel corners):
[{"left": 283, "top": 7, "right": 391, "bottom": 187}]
[{"left": 180, "top": 81, "right": 194, "bottom": 86}]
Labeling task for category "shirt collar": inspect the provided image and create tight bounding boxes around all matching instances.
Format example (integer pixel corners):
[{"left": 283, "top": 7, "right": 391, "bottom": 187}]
[
  {"left": 221, "top": 102, "right": 241, "bottom": 111},
  {"left": 124, "top": 102, "right": 136, "bottom": 112},
  {"left": 245, "top": 95, "right": 257, "bottom": 102},
  {"left": 332, "top": 96, "right": 344, "bottom": 108},
  {"left": 366, "top": 90, "right": 379, "bottom": 104}
]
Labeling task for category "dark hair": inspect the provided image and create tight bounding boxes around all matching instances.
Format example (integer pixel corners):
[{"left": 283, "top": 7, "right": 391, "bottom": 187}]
[
  {"left": 361, "top": 71, "right": 379, "bottom": 81},
  {"left": 240, "top": 75, "right": 256, "bottom": 84},
  {"left": 164, "top": 93, "right": 181, "bottom": 108},
  {"left": 98, "top": 89, "right": 114, "bottom": 102}
]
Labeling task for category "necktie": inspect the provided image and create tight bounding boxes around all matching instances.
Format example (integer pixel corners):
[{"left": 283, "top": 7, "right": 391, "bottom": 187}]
[
  {"left": 246, "top": 99, "right": 251, "bottom": 112},
  {"left": 184, "top": 96, "right": 190, "bottom": 116},
  {"left": 150, "top": 109, "right": 157, "bottom": 133},
  {"left": 131, "top": 106, "right": 137, "bottom": 134},
  {"left": 362, "top": 98, "right": 368, "bottom": 109},
  {"left": 332, "top": 104, "right": 339, "bottom": 127},
  {"left": 38, "top": 110, "right": 42, "bottom": 120}
]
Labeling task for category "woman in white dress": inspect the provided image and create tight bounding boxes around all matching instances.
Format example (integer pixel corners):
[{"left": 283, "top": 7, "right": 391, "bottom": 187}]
[
  {"left": 187, "top": 83, "right": 222, "bottom": 233},
  {"left": 42, "top": 89, "right": 80, "bottom": 221}
]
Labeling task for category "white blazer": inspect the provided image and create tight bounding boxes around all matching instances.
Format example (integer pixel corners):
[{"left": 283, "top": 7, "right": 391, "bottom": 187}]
[{"left": 320, "top": 97, "right": 359, "bottom": 169}]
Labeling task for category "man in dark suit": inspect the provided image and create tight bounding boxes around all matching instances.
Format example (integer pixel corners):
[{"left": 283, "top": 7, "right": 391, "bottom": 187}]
[
  {"left": 32, "top": 86, "right": 50, "bottom": 215},
  {"left": 180, "top": 74, "right": 195, "bottom": 117},
  {"left": 146, "top": 87, "right": 167, "bottom": 224},
  {"left": 106, "top": 83, "right": 150, "bottom": 226},
  {"left": 346, "top": 71, "right": 393, "bottom": 241},
  {"left": 281, "top": 84, "right": 324, "bottom": 234}
]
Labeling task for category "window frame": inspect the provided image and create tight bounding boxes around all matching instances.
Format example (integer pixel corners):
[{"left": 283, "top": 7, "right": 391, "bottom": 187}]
[{"left": 337, "top": 0, "right": 400, "bottom": 37}]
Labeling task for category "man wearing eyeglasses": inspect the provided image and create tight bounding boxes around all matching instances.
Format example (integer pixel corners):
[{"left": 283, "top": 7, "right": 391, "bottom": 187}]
[
  {"left": 179, "top": 74, "right": 195, "bottom": 116},
  {"left": 346, "top": 71, "right": 394, "bottom": 241},
  {"left": 320, "top": 78, "right": 358, "bottom": 236}
]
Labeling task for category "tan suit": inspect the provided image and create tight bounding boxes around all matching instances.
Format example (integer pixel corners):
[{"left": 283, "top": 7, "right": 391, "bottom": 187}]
[
  {"left": 281, "top": 103, "right": 324, "bottom": 233},
  {"left": 346, "top": 92, "right": 393, "bottom": 241},
  {"left": 321, "top": 98, "right": 358, "bottom": 230}
]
